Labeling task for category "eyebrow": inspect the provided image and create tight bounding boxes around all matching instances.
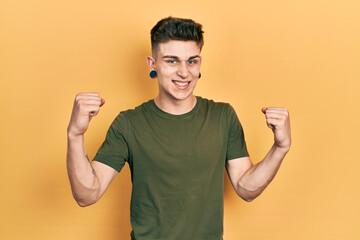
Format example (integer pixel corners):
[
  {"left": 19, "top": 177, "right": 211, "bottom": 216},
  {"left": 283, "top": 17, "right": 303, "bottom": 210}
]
[{"left": 162, "top": 55, "right": 200, "bottom": 60}]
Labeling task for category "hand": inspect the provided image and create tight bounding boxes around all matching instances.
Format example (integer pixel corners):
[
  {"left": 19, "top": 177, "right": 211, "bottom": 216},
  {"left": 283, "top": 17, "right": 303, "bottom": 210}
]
[
  {"left": 261, "top": 107, "right": 291, "bottom": 151},
  {"left": 67, "top": 92, "right": 105, "bottom": 137}
]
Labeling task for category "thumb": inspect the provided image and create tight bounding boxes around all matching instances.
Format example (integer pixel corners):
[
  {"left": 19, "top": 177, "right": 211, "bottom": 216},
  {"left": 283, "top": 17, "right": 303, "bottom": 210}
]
[
  {"left": 100, "top": 98, "right": 105, "bottom": 107},
  {"left": 261, "top": 107, "right": 267, "bottom": 114}
]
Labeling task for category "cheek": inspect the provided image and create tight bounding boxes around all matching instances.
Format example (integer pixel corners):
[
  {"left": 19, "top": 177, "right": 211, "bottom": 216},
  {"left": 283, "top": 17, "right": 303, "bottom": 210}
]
[
  {"left": 189, "top": 66, "right": 200, "bottom": 75},
  {"left": 158, "top": 67, "right": 177, "bottom": 77}
]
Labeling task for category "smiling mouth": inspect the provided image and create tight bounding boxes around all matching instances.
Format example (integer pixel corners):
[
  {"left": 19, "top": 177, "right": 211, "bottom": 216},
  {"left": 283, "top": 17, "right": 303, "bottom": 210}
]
[{"left": 172, "top": 80, "right": 191, "bottom": 87}]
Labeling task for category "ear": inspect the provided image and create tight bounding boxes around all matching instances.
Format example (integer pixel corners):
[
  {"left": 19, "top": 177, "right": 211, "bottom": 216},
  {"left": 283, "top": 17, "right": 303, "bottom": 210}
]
[{"left": 146, "top": 56, "right": 156, "bottom": 71}]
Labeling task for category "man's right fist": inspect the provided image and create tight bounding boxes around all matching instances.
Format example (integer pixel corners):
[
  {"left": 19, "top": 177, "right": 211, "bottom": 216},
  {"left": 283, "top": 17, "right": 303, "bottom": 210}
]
[{"left": 67, "top": 92, "right": 105, "bottom": 137}]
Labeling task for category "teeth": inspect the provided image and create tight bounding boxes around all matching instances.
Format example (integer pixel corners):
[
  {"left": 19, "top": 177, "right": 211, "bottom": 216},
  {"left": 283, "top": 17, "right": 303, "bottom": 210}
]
[{"left": 174, "top": 81, "right": 189, "bottom": 86}]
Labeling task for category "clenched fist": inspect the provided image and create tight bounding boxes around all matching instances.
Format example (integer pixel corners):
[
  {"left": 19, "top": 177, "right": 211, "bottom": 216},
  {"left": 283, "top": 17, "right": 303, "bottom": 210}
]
[
  {"left": 67, "top": 92, "right": 105, "bottom": 137},
  {"left": 261, "top": 107, "right": 291, "bottom": 151}
]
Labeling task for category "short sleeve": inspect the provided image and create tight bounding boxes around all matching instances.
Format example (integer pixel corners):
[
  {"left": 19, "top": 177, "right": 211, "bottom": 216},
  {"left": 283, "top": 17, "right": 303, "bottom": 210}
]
[
  {"left": 92, "top": 112, "right": 130, "bottom": 172},
  {"left": 226, "top": 104, "right": 249, "bottom": 160}
]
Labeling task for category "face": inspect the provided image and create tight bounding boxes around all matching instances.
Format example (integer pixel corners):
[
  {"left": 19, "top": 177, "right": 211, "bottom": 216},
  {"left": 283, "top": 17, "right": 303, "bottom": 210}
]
[{"left": 147, "top": 40, "right": 202, "bottom": 102}]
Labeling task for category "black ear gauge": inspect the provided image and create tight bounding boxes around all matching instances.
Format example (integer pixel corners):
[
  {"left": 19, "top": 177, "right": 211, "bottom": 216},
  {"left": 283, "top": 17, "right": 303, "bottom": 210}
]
[{"left": 150, "top": 70, "right": 157, "bottom": 78}]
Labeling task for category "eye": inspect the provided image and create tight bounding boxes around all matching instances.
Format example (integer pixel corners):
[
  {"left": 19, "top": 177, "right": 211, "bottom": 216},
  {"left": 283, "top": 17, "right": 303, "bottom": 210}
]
[
  {"left": 188, "top": 60, "right": 198, "bottom": 64},
  {"left": 167, "top": 60, "right": 177, "bottom": 64}
]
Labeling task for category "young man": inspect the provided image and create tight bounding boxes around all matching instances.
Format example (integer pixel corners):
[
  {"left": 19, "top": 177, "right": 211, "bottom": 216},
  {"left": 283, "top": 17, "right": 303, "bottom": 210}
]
[{"left": 67, "top": 17, "right": 291, "bottom": 240}]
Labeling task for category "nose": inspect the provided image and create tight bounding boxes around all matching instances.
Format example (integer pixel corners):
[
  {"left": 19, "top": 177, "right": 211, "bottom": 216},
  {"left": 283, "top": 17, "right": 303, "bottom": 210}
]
[{"left": 177, "top": 62, "right": 190, "bottom": 79}]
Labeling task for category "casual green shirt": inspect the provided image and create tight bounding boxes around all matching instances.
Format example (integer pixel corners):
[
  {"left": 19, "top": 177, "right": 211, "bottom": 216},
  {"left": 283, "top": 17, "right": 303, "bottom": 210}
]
[{"left": 93, "top": 96, "right": 249, "bottom": 240}]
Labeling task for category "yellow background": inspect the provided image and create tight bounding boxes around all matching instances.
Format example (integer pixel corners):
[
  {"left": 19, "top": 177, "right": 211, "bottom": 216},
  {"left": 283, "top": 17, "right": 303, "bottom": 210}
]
[{"left": 1, "top": 0, "right": 359, "bottom": 239}]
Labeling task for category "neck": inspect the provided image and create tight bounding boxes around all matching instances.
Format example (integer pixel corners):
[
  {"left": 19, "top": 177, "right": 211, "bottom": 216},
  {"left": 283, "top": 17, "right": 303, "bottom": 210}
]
[{"left": 154, "top": 95, "right": 197, "bottom": 115}]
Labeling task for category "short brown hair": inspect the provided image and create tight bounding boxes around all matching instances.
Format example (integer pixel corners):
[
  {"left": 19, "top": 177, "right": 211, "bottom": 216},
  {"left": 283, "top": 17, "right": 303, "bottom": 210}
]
[{"left": 150, "top": 16, "right": 204, "bottom": 55}]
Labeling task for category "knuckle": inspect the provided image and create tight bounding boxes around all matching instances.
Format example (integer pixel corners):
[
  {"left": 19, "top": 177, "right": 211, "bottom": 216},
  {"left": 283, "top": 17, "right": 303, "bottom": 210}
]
[
  {"left": 76, "top": 99, "right": 84, "bottom": 105},
  {"left": 76, "top": 92, "right": 86, "bottom": 97},
  {"left": 78, "top": 104, "right": 85, "bottom": 110}
]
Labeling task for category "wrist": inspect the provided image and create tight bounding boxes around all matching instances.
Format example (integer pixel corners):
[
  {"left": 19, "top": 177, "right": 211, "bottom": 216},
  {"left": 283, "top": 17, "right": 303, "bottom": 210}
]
[
  {"left": 274, "top": 142, "right": 291, "bottom": 154},
  {"left": 67, "top": 125, "right": 84, "bottom": 139},
  {"left": 67, "top": 131, "right": 84, "bottom": 141}
]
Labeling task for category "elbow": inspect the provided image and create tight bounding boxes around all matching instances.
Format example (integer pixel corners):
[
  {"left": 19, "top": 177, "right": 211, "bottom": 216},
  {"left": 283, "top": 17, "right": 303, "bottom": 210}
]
[
  {"left": 76, "top": 199, "right": 95, "bottom": 207},
  {"left": 241, "top": 195, "right": 257, "bottom": 202},
  {"left": 73, "top": 193, "right": 98, "bottom": 207},
  {"left": 70, "top": 182, "right": 101, "bottom": 207},
  {"left": 236, "top": 181, "right": 262, "bottom": 202},
  {"left": 237, "top": 192, "right": 257, "bottom": 202}
]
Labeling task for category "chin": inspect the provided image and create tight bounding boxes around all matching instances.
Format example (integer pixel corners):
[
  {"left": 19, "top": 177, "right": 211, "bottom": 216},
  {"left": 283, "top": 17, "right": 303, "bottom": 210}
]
[{"left": 170, "top": 92, "right": 194, "bottom": 101}]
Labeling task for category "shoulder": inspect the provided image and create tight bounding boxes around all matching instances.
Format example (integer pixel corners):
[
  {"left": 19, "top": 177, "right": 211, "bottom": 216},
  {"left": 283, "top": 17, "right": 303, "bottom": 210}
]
[
  {"left": 197, "top": 96, "right": 232, "bottom": 113},
  {"left": 111, "top": 100, "right": 156, "bottom": 130},
  {"left": 108, "top": 100, "right": 153, "bottom": 137},
  {"left": 197, "top": 97, "right": 241, "bottom": 127},
  {"left": 114, "top": 100, "right": 153, "bottom": 119}
]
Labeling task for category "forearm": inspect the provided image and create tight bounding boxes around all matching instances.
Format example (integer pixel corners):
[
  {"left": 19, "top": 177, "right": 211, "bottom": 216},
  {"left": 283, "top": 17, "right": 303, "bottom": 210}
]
[
  {"left": 238, "top": 144, "right": 289, "bottom": 201},
  {"left": 66, "top": 133, "right": 100, "bottom": 206}
]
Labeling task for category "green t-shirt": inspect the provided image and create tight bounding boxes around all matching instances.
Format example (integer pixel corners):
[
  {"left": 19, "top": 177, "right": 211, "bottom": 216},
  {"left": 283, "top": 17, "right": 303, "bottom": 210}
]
[{"left": 93, "top": 96, "right": 249, "bottom": 240}]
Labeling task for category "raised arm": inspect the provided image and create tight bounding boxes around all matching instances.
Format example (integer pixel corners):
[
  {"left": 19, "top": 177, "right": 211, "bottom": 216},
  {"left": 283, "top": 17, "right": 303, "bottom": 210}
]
[
  {"left": 226, "top": 107, "right": 291, "bottom": 202},
  {"left": 67, "top": 92, "right": 118, "bottom": 207}
]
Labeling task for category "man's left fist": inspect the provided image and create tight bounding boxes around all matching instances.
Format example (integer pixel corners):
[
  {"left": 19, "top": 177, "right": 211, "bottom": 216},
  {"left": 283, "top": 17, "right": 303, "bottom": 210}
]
[{"left": 262, "top": 107, "right": 291, "bottom": 151}]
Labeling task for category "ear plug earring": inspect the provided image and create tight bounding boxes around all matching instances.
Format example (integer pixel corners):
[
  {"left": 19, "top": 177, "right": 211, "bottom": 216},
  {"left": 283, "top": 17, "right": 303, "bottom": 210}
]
[{"left": 150, "top": 70, "right": 157, "bottom": 78}]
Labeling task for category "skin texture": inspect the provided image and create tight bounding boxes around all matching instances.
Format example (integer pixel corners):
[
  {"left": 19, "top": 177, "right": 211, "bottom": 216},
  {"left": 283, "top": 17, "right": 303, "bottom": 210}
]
[
  {"left": 66, "top": 40, "right": 291, "bottom": 207},
  {"left": 146, "top": 40, "right": 202, "bottom": 115},
  {"left": 226, "top": 107, "right": 291, "bottom": 201},
  {"left": 67, "top": 92, "right": 117, "bottom": 206}
]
